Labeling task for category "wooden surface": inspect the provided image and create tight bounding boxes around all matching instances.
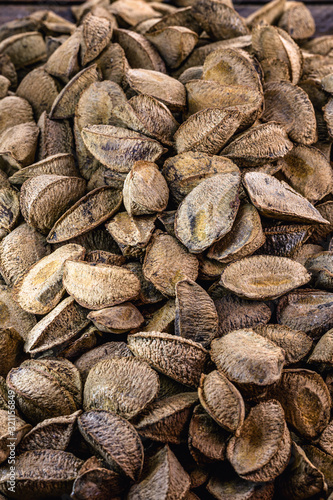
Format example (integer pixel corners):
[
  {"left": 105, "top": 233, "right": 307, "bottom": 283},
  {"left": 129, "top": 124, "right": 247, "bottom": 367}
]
[{"left": 0, "top": 1, "right": 332, "bottom": 36}]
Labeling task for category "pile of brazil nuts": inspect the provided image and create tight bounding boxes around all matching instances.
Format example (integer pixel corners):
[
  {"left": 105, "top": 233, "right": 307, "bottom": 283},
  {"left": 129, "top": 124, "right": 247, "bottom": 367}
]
[{"left": 0, "top": 0, "right": 333, "bottom": 498}]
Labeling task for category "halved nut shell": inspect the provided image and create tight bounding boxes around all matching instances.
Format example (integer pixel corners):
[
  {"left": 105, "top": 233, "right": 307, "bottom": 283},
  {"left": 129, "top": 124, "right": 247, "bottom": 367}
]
[
  {"left": 210, "top": 329, "right": 285, "bottom": 386},
  {"left": 175, "top": 172, "right": 241, "bottom": 253},
  {"left": 198, "top": 371, "right": 245, "bottom": 433},
  {"left": 134, "top": 392, "right": 198, "bottom": 444},
  {"left": 78, "top": 410, "right": 144, "bottom": 482},
  {"left": 271, "top": 369, "right": 331, "bottom": 439},
  {"left": 47, "top": 187, "right": 122, "bottom": 243},
  {"left": 13, "top": 244, "right": 85, "bottom": 315},
  {"left": 20, "top": 174, "right": 86, "bottom": 234},
  {"left": 63, "top": 260, "right": 141, "bottom": 310},
  {"left": 83, "top": 356, "right": 159, "bottom": 419},
  {"left": 143, "top": 231, "right": 199, "bottom": 297},
  {"left": 227, "top": 399, "right": 292, "bottom": 482},
  {"left": 243, "top": 172, "right": 329, "bottom": 224},
  {"left": 220, "top": 255, "right": 311, "bottom": 300},
  {"left": 128, "top": 331, "right": 208, "bottom": 387}
]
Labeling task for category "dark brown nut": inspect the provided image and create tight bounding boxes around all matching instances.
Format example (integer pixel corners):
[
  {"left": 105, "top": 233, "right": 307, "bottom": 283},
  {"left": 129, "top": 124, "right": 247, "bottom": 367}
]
[
  {"left": 78, "top": 409, "right": 144, "bottom": 481},
  {"left": 198, "top": 371, "right": 245, "bottom": 434},
  {"left": 83, "top": 356, "right": 159, "bottom": 419},
  {"left": 45, "top": 27, "right": 82, "bottom": 83},
  {"left": 211, "top": 329, "right": 285, "bottom": 386},
  {"left": 302, "top": 445, "right": 333, "bottom": 489},
  {"left": 188, "top": 404, "right": 228, "bottom": 464},
  {"left": 278, "top": 2, "right": 315, "bottom": 40},
  {"left": 7, "top": 358, "right": 82, "bottom": 424},
  {"left": 185, "top": 80, "right": 263, "bottom": 128},
  {"left": 110, "top": 0, "right": 160, "bottom": 28},
  {"left": 114, "top": 94, "right": 179, "bottom": 146},
  {"left": 88, "top": 302, "right": 144, "bottom": 333},
  {"left": 127, "top": 445, "right": 190, "bottom": 500},
  {"left": 63, "top": 260, "right": 141, "bottom": 309},
  {"left": 258, "top": 224, "right": 312, "bottom": 258},
  {"left": 0, "top": 450, "right": 83, "bottom": 499},
  {"left": 214, "top": 294, "right": 271, "bottom": 336},
  {"left": 82, "top": 125, "right": 165, "bottom": 173},
  {"left": 276, "top": 441, "right": 326, "bottom": 500},
  {"left": 106, "top": 212, "right": 156, "bottom": 258},
  {"left": 94, "top": 42, "right": 128, "bottom": 86},
  {"left": 175, "top": 279, "right": 218, "bottom": 347},
  {"left": 17, "top": 410, "right": 81, "bottom": 453},
  {"left": 24, "top": 296, "right": 90, "bottom": 357},
  {"left": 262, "top": 82, "right": 317, "bottom": 145},
  {"left": 37, "top": 111, "right": 74, "bottom": 160},
  {"left": 174, "top": 108, "right": 242, "bottom": 155},
  {"left": 71, "top": 455, "right": 124, "bottom": 500},
  {"left": 134, "top": 392, "right": 198, "bottom": 444},
  {"left": 192, "top": 0, "right": 249, "bottom": 40},
  {"left": 126, "top": 68, "right": 186, "bottom": 112},
  {"left": 0, "top": 187, "right": 20, "bottom": 232},
  {"left": 75, "top": 341, "right": 133, "bottom": 383},
  {"left": 207, "top": 474, "right": 275, "bottom": 500},
  {"left": 0, "top": 122, "right": 39, "bottom": 169},
  {"left": 20, "top": 174, "right": 86, "bottom": 234},
  {"left": 0, "top": 327, "right": 23, "bottom": 377},
  {"left": 13, "top": 243, "right": 85, "bottom": 315},
  {"left": 227, "top": 400, "right": 292, "bottom": 482},
  {"left": 222, "top": 122, "right": 293, "bottom": 166},
  {"left": 202, "top": 48, "right": 261, "bottom": 91},
  {"left": 128, "top": 331, "right": 208, "bottom": 388},
  {"left": 270, "top": 369, "right": 331, "bottom": 439},
  {"left": 308, "top": 328, "right": 333, "bottom": 366},
  {"left": 252, "top": 25, "right": 303, "bottom": 85},
  {"left": 163, "top": 152, "right": 239, "bottom": 205},
  {"left": 80, "top": 13, "right": 113, "bottom": 66},
  {"left": 145, "top": 26, "right": 198, "bottom": 69}
]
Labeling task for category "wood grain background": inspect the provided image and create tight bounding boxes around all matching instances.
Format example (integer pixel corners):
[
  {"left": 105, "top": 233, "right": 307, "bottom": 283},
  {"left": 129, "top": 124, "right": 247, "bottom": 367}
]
[{"left": 0, "top": 0, "right": 332, "bottom": 35}]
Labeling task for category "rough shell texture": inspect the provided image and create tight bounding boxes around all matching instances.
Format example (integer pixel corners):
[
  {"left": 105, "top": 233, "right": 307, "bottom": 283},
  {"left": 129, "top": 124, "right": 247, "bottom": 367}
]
[
  {"left": 78, "top": 410, "right": 144, "bottom": 482},
  {"left": 198, "top": 371, "right": 245, "bottom": 433},
  {"left": 220, "top": 255, "right": 311, "bottom": 300},
  {"left": 175, "top": 279, "right": 218, "bottom": 347},
  {"left": 128, "top": 331, "right": 208, "bottom": 387},
  {"left": 63, "top": 260, "right": 141, "bottom": 309},
  {"left": 210, "top": 329, "right": 285, "bottom": 386},
  {"left": 227, "top": 399, "right": 291, "bottom": 482},
  {"left": 143, "top": 232, "right": 199, "bottom": 297},
  {"left": 83, "top": 356, "right": 159, "bottom": 419},
  {"left": 175, "top": 172, "right": 241, "bottom": 253}
]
